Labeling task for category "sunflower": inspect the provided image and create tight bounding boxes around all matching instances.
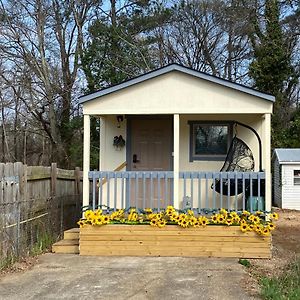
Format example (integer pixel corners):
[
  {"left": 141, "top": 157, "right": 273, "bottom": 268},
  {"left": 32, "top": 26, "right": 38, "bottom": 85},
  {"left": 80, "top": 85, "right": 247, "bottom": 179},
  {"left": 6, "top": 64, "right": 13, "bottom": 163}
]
[
  {"left": 179, "top": 213, "right": 187, "bottom": 221},
  {"left": 211, "top": 214, "right": 218, "bottom": 224},
  {"left": 267, "top": 223, "right": 275, "bottom": 231},
  {"left": 128, "top": 212, "right": 138, "bottom": 222},
  {"left": 262, "top": 227, "right": 270, "bottom": 236},
  {"left": 225, "top": 218, "right": 233, "bottom": 226},
  {"left": 157, "top": 220, "right": 166, "bottom": 228},
  {"left": 256, "top": 211, "right": 263, "bottom": 216},
  {"left": 150, "top": 218, "right": 158, "bottom": 227},
  {"left": 230, "top": 211, "right": 238, "bottom": 218},
  {"left": 102, "top": 215, "right": 110, "bottom": 224},
  {"left": 144, "top": 208, "right": 153, "bottom": 213},
  {"left": 179, "top": 219, "right": 189, "bottom": 228},
  {"left": 240, "top": 223, "right": 249, "bottom": 233},
  {"left": 193, "top": 220, "right": 201, "bottom": 228},
  {"left": 242, "top": 210, "right": 250, "bottom": 217},
  {"left": 187, "top": 209, "right": 194, "bottom": 216},
  {"left": 95, "top": 217, "right": 103, "bottom": 225},
  {"left": 170, "top": 212, "right": 179, "bottom": 221},
  {"left": 220, "top": 208, "right": 228, "bottom": 215},
  {"left": 269, "top": 212, "right": 279, "bottom": 221},
  {"left": 199, "top": 217, "right": 209, "bottom": 226},
  {"left": 174, "top": 215, "right": 180, "bottom": 223},
  {"left": 240, "top": 219, "right": 247, "bottom": 225},
  {"left": 217, "top": 214, "right": 225, "bottom": 224},
  {"left": 189, "top": 216, "right": 197, "bottom": 226},
  {"left": 84, "top": 210, "right": 93, "bottom": 220},
  {"left": 251, "top": 216, "right": 261, "bottom": 224},
  {"left": 234, "top": 216, "right": 240, "bottom": 224},
  {"left": 77, "top": 219, "right": 85, "bottom": 227}
]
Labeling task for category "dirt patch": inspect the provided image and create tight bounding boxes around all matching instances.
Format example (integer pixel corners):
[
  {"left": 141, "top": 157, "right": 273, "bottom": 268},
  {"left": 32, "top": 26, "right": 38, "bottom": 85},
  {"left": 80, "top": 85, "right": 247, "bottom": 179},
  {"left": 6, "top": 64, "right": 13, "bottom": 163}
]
[
  {"left": 243, "top": 208, "right": 300, "bottom": 296},
  {"left": 0, "top": 256, "right": 38, "bottom": 278}
]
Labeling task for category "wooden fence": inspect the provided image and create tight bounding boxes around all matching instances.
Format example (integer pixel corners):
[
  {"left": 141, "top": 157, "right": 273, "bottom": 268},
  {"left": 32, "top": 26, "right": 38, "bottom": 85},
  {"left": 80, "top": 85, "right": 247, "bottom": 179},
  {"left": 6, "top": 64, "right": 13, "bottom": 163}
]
[{"left": 0, "top": 162, "right": 82, "bottom": 265}]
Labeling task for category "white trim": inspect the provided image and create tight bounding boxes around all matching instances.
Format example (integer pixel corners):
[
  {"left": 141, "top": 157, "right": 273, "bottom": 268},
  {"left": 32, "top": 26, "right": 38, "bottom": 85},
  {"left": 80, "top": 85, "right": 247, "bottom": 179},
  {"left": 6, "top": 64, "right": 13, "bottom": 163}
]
[
  {"left": 83, "top": 115, "right": 91, "bottom": 211},
  {"left": 173, "top": 114, "right": 180, "bottom": 209}
]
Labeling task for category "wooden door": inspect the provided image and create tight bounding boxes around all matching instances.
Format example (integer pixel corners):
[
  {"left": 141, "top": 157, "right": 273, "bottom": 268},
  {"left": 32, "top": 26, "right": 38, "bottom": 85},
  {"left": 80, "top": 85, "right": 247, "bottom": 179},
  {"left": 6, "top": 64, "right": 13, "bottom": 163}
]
[{"left": 128, "top": 118, "right": 173, "bottom": 208}]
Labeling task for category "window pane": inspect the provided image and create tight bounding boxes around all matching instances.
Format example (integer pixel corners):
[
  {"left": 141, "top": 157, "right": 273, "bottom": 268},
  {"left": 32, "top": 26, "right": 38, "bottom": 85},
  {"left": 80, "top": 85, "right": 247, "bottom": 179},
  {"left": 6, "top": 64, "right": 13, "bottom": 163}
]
[
  {"left": 294, "top": 170, "right": 300, "bottom": 185},
  {"left": 194, "top": 125, "right": 228, "bottom": 155}
]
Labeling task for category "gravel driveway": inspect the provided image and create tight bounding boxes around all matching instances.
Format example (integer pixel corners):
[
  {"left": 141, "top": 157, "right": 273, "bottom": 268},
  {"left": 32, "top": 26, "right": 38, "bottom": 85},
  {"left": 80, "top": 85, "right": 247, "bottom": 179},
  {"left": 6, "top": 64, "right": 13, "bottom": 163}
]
[{"left": 0, "top": 253, "right": 258, "bottom": 300}]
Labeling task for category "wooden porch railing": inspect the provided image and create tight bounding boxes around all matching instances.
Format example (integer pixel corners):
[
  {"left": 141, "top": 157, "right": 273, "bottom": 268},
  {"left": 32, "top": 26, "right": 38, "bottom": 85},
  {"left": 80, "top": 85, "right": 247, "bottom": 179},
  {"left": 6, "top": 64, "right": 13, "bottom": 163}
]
[{"left": 88, "top": 171, "right": 265, "bottom": 212}]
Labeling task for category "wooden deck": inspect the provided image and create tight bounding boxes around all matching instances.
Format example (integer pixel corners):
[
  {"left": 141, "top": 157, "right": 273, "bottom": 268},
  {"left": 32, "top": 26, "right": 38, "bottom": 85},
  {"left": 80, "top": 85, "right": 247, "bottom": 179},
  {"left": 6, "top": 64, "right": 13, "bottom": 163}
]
[{"left": 79, "top": 225, "right": 271, "bottom": 258}]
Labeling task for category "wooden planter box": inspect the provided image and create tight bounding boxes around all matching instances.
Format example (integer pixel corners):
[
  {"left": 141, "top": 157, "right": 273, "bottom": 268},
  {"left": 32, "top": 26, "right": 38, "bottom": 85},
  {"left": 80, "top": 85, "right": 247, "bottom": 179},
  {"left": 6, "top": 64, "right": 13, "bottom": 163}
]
[{"left": 80, "top": 225, "right": 271, "bottom": 258}]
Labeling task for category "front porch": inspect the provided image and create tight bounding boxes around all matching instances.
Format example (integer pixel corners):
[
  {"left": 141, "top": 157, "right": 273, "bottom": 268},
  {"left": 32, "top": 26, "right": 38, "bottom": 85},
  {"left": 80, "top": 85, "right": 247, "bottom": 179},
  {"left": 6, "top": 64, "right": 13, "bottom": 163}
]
[{"left": 82, "top": 113, "right": 271, "bottom": 213}]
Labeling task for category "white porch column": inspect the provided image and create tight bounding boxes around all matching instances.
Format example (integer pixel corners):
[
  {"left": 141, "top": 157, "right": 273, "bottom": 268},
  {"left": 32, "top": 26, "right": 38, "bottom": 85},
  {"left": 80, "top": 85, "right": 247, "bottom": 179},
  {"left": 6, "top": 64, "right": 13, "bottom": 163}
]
[
  {"left": 173, "top": 114, "right": 180, "bottom": 209},
  {"left": 83, "top": 114, "right": 91, "bottom": 210},
  {"left": 263, "top": 113, "right": 271, "bottom": 212}
]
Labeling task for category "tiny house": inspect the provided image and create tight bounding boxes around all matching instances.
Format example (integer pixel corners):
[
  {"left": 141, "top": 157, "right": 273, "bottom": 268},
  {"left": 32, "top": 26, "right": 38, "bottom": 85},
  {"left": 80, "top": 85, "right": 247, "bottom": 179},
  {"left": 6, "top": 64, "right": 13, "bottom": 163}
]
[
  {"left": 79, "top": 64, "right": 274, "bottom": 212},
  {"left": 273, "top": 149, "right": 300, "bottom": 210}
]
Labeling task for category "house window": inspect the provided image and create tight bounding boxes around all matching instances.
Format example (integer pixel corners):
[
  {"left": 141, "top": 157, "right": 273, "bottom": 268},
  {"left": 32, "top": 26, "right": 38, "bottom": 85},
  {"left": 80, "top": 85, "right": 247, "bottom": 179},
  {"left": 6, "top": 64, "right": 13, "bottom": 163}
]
[
  {"left": 294, "top": 170, "right": 300, "bottom": 185},
  {"left": 189, "top": 122, "right": 232, "bottom": 161}
]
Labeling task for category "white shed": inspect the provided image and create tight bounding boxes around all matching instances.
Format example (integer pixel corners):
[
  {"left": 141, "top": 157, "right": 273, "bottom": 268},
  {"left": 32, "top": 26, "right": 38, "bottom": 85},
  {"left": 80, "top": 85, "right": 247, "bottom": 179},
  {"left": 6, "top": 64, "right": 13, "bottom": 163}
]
[{"left": 273, "top": 149, "right": 300, "bottom": 210}]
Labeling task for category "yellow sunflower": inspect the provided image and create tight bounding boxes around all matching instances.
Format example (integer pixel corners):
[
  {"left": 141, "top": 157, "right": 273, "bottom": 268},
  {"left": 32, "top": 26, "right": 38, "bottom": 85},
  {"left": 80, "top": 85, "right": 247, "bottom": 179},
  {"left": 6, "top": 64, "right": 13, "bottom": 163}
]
[
  {"left": 256, "top": 211, "right": 263, "bottom": 216},
  {"left": 242, "top": 210, "right": 250, "bottom": 217},
  {"left": 77, "top": 219, "right": 85, "bottom": 227},
  {"left": 262, "top": 227, "right": 270, "bottom": 236},
  {"left": 193, "top": 220, "right": 201, "bottom": 228},
  {"left": 269, "top": 212, "right": 279, "bottom": 221},
  {"left": 240, "top": 223, "right": 249, "bottom": 233},
  {"left": 225, "top": 218, "right": 233, "bottom": 226},
  {"left": 157, "top": 220, "right": 166, "bottom": 228},
  {"left": 179, "top": 219, "right": 189, "bottom": 228},
  {"left": 179, "top": 213, "right": 187, "bottom": 221},
  {"left": 144, "top": 208, "right": 153, "bottom": 213},
  {"left": 230, "top": 211, "right": 238, "bottom": 218},
  {"left": 84, "top": 210, "right": 93, "bottom": 219},
  {"left": 102, "top": 215, "right": 110, "bottom": 224},
  {"left": 267, "top": 223, "right": 276, "bottom": 231},
  {"left": 220, "top": 208, "right": 228, "bottom": 215},
  {"left": 150, "top": 218, "right": 158, "bottom": 227},
  {"left": 251, "top": 216, "right": 261, "bottom": 224},
  {"left": 187, "top": 209, "right": 194, "bottom": 216},
  {"left": 211, "top": 214, "right": 218, "bottom": 224},
  {"left": 217, "top": 214, "right": 226, "bottom": 224},
  {"left": 234, "top": 216, "right": 240, "bottom": 224},
  {"left": 189, "top": 216, "right": 197, "bottom": 226},
  {"left": 199, "top": 216, "right": 209, "bottom": 226}
]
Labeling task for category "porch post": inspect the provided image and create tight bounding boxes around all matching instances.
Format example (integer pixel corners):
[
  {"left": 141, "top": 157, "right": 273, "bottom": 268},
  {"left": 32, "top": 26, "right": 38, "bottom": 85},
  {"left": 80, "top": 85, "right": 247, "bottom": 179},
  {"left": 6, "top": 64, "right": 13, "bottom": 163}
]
[
  {"left": 83, "top": 114, "right": 91, "bottom": 211},
  {"left": 263, "top": 113, "right": 271, "bottom": 212},
  {"left": 173, "top": 114, "right": 180, "bottom": 209}
]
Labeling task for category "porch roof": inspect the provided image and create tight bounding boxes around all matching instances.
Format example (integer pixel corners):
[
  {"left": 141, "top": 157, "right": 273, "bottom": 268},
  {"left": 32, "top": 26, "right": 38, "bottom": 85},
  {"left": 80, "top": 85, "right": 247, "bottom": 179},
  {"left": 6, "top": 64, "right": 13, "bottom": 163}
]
[{"left": 79, "top": 64, "right": 275, "bottom": 104}]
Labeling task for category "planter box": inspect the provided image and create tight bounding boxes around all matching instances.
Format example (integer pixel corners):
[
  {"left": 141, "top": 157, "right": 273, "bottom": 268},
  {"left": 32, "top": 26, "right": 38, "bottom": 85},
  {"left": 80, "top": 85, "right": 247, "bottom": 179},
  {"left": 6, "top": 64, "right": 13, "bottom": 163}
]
[{"left": 80, "top": 225, "right": 271, "bottom": 258}]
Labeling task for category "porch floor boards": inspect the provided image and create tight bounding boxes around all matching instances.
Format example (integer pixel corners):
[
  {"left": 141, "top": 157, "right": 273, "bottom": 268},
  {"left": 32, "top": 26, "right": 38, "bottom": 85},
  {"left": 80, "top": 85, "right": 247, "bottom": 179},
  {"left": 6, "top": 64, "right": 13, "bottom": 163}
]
[{"left": 52, "top": 228, "right": 79, "bottom": 254}]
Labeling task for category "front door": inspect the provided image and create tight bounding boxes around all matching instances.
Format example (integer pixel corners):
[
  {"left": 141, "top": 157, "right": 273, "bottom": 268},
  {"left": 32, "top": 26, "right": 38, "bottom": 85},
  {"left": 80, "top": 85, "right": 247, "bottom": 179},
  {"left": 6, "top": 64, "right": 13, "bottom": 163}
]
[{"left": 128, "top": 118, "right": 173, "bottom": 208}]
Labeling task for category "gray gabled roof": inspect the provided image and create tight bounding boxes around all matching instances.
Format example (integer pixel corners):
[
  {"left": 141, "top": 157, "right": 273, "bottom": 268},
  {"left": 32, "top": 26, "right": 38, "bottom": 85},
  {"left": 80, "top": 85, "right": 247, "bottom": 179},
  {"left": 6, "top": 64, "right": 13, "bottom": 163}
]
[
  {"left": 79, "top": 63, "right": 275, "bottom": 103},
  {"left": 274, "top": 149, "right": 300, "bottom": 164}
]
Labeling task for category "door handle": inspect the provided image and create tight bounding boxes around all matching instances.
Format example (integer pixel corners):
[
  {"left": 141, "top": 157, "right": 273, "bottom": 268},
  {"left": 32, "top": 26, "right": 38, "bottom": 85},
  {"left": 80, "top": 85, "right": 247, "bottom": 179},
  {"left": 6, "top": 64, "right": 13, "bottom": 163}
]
[{"left": 133, "top": 154, "right": 140, "bottom": 163}]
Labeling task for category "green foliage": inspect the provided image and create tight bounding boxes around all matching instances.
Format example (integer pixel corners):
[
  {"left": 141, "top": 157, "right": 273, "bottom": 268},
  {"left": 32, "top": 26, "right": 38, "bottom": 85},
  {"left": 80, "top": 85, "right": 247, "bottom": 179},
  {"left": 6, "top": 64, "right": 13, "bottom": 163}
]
[
  {"left": 238, "top": 258, "right": 251, "bottom": 268},
  {"left": 260, "top": 259, "right": 300, "bottom": 300},
  {"left": 0, "top": 254, "right": 17, "bottom": 271},
  {"left": 30, "top": 231, "right": 55, "bottom": 256},
  {"left": 248, "top": 0, "right": 298, "bottom": 147},
  {"left": 81, "top": 2, "right": 171, "bottom": 91}
]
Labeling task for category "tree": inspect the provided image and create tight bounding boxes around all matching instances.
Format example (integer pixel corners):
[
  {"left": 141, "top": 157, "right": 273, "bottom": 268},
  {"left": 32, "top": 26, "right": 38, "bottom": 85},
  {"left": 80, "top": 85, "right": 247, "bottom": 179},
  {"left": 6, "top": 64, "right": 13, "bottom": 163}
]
[
  {"left": 248, "top": 0, "right": 299, "bottom": 146},
  {"left": 82, "top": 1, "right": 170, "bottom": 91},
  {"left": 0, "top": 0, "right": 97, "bottom": 167}
]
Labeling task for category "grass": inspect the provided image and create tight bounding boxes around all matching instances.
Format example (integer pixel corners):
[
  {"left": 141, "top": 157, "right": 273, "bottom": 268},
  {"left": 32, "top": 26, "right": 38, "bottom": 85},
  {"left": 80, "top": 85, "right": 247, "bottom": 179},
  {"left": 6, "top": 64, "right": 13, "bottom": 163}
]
[
  {"left": 30, "top": 231, "right": 56, "bottom": 256},
  {"left": 1, "top": 231, "right": 56, "bottom": 271},
  {"left": 260, "top": 258, "right": 300, "bottom": 300},
  {"left": 239, "top": 258, "right": 251, "bottom": 268}
]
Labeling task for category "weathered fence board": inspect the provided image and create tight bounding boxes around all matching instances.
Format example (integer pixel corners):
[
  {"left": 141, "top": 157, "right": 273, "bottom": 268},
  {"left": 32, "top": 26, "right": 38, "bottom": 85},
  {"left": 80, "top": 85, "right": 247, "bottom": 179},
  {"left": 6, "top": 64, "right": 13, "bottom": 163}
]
[{"left": 0, "top": 162, "right": 82, "bottom": 266}]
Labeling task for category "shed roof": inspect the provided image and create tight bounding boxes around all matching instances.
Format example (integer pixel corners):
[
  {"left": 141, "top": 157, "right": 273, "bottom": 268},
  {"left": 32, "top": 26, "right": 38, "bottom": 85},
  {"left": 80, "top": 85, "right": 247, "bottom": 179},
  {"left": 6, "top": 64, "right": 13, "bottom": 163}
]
[
  {"left": 274, "top": 149, "right": 300, "bottom": 164},
  {"left": 79, "top": 64, "right": 275, "bottom": 104}
]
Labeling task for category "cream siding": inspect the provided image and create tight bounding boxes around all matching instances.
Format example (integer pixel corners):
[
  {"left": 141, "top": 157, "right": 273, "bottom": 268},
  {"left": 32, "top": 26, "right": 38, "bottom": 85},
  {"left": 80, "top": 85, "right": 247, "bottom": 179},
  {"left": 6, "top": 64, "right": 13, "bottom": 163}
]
[{"left": 83, "top": 72, "right": 273, "bottom": 115}]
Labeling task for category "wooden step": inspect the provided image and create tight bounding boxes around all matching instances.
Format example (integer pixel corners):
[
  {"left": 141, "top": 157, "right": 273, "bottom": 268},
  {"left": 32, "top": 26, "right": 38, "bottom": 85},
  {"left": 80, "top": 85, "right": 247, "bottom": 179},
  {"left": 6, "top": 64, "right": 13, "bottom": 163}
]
[
  {"left": 52, "top": 239, "right": 79, "bottom": 254},
  {"left": 64, "top": 228, "right": 80, "bottom": 240}
]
